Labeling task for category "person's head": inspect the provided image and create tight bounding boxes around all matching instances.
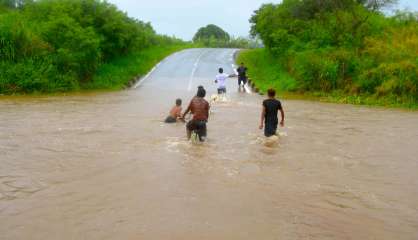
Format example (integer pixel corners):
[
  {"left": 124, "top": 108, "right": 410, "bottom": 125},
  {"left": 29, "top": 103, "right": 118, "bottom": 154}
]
[
  {"left": 241, "top": 62, "right": 244, "bottom": 67},
  {"left": 197, "top": 88, "right": 206, "bottom": 98},
  {"left": 175, "top": 98, "right": 182, "bottom": 106},
  {"left": 218, "top": 68, "right": 223, "bottom": 74},
  {"left": 197, "top": 86, "right": 205, "bottom": 96},
  {"left": 267, "top": 88, "right": 276, "bottom": 98}
]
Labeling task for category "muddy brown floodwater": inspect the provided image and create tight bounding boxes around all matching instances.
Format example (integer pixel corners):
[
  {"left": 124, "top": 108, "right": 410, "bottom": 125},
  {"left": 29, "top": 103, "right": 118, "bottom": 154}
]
[{"left": 1, "top": 49, "right": 418, "bottom": 240}]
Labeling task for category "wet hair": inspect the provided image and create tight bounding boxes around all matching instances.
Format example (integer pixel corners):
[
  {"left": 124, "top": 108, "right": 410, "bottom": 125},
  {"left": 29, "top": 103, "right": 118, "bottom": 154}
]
[
  {"left": 197, "top": 88, "right": 206, "bottom": 98},
  {"left": 197, "top": 86, "right": 205, "bottom": 96},
  {"left": 267, "top": 88, "right": 276, "bottom": 97},
  {"left": 241, "top": 62, "right": 244, "bottom": 65},
  {"left": 219, "top": 68, "right": 223, "bottom": 73},
  {"left": 176, "top": 98, "right": 182, "bottom": 106}
]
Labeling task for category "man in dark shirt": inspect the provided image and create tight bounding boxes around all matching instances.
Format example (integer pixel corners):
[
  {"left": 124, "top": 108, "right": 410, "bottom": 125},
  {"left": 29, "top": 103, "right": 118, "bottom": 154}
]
[
  {"left": 237, "top": 63, "right": 248, "bottom": 87},
  {"left": 259, "top": 89, "right": 285, "bottom": 137},
  {"left": 182, "top": 87, "right": 210, "bottom": 141}
]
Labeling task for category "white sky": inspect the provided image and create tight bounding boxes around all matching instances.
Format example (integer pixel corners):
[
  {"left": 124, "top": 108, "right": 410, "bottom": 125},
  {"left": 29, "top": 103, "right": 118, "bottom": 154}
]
[{"left": 108, "top": 0, "right": 418, "bottom": 40}]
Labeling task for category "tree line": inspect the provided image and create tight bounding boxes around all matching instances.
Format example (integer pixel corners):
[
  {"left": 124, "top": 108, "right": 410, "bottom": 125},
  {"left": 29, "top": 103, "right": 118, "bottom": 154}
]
[
  {"left": 0, "top": 0, "right": 184, "bottom": 94},
  {"left": 250, "top": 0, "right": 417, "bottom": 103},
  {"left": 193, "top": 24, "right": 261, "bottom": 49}
]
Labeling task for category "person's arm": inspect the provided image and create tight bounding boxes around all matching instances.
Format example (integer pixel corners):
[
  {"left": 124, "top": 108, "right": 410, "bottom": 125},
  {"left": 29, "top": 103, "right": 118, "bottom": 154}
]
[
  {"left": 279, "top": 108, "right": 285, "bottom": 127},
  {"left": 259, "top": 105, "right": 266, "bottom": 130},
  {"left": 176, "top": 107, "right": 182, "bottom": 118},
  {"left": 205, "top": 102, "right": 210, "bottom": 120},
  {"left": 182, "top": 103, "right": 191, "bottom": 119}
]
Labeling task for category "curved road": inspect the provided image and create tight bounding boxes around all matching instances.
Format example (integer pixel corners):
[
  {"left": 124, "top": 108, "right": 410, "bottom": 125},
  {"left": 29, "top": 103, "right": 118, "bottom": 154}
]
[{"left": 1, "top": 48, "right": 418, "bottom": 239}]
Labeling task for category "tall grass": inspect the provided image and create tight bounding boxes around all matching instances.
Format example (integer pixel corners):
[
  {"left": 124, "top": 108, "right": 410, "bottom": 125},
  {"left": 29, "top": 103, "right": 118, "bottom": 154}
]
[
  {"left": 0, "top": 0, "right": 189, "bottom": 94},
  {"left": 237, "top": 49, "right": 297, "bottom": 93},
  {"left": 239, "top": 49, "right": 418, "bottom": 109},
  {"left": 84, "top": 45, "right": 192, "bottom": 90},
  {"left": 246, "top": 0, "right": 418, "bottom": 108}
]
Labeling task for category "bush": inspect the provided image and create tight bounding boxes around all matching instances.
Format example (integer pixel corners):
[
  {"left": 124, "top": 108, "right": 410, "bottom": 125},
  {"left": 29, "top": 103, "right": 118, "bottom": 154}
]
[
  {"left": 0, "top": 0, "right": 186, "bottom": 94},
  {"left": 291, "top": 49, "right": 339, "bottom": 92},
  {"left": 359, "top": 61, "right": 418, "bottom": 97},
  {"left": 249, "top": 0, "right": 418, "bottom": 105}
]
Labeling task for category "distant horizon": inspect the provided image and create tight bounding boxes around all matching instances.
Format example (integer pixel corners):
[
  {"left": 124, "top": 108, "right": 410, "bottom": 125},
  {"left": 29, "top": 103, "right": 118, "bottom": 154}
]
[{"left": 109, "top": 0, "right": 418, "bottom": 40}]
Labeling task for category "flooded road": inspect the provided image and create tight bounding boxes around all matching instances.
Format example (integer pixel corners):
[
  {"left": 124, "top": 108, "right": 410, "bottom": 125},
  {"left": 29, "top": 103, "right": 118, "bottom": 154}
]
[{"left": 1, "top": 48, "right": 418, "bottom": 239}]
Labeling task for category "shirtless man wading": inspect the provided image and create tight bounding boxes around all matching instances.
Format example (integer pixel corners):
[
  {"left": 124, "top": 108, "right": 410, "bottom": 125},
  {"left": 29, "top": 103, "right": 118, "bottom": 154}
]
[{"left": 182, "top": 87, "right": 210, "bottom": 141}]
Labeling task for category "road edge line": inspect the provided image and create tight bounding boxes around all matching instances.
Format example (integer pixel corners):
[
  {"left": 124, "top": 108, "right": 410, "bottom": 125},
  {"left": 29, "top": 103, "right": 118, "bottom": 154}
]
[
  {"left": 232, "top": 49, "right": 253, "bottom": 94},
  {"left": 133, "top": 49, "right": 188, "bottom": 89}
]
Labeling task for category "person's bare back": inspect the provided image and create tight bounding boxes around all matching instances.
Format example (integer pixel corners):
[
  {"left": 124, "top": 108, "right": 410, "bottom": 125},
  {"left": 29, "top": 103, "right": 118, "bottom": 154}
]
[
  {"left": 187, "top": 98, "right": 209, "bottom": 121},
  {"left": 182, "top": 87, "right": 210, "bottom": 140},
  {"left": 165, "top": 99, "right": 183, "bottom": 123},
  {"left": 169, "top": 105, "right": 182, "bottom": 119}
]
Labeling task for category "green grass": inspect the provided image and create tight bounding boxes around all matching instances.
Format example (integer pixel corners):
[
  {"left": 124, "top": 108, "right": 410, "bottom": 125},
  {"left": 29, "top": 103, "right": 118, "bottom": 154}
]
[
  {"left": 237, "top": 48, "right": 297, "bottom": 94},
  {"left": 237, "top": 48, "right": 418, "bottom": 110},
  {"left": 0, "top": 44, "right": 192, "bottom": 96},
  {"left": 318, "top": 92, "right": 418, "bottom": 110},
  {"left": 83, "top": 44, "right": 192, "bottom": 90}
]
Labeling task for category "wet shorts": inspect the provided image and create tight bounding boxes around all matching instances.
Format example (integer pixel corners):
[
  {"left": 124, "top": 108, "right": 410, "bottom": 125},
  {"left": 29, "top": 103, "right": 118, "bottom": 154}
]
[
  {"left": 238, "top": 77, "right": 247, "bottom": 85},
  {"left": 187, "top": 120, "right": 207, "bottom": 137},
  {"left": 217, "top": 87, "right": 226, "bottom": 94},
  {"left": 165, "top": 116, "right": 177, "bottom": 123},
  {"left": 264, "top": 122, "right": 278, "bottom": 137}
]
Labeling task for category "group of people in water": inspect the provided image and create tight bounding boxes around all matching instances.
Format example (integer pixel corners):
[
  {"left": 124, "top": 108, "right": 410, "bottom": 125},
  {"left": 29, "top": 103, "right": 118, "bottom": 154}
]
[{"left": 165, "top": 63, "right": 285, "bottom": 142}]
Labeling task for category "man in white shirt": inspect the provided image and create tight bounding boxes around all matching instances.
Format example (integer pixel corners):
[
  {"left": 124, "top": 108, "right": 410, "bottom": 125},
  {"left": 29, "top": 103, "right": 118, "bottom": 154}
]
[{"left": 215, "top": 68, "right": 234, "bottom": 94}]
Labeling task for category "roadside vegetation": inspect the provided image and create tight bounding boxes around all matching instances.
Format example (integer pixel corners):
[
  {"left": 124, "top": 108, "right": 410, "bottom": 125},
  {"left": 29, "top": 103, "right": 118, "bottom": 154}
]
[
  {"left": 0, "top": 0, "right": 190, "bottom": 94},
  {"left": 240, "top": 0, "right": 418, "bottom": 108},
  {"left": 193, "top": 24, "right": 261, "bottom": 49}
]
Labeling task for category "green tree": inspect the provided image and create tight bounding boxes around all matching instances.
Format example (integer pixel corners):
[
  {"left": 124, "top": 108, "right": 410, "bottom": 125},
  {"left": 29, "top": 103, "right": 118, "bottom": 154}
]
[
  {"left": 193, "top": 24, "right": 230, "bottom": 43},
  {"left": 249, "top": 0, "right": 417, "bottom": 101},
  {"left": 0, "top": 0, "right": 186, "bottom": 94}
]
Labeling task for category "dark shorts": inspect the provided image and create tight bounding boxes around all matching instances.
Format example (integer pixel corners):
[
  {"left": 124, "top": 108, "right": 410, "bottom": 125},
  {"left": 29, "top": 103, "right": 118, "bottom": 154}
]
[
  {"left": 264, "top": 121, "right": 278, "bottom": 137},
  {"left": 165, "top": 116, "right": 177, "bottom": 123},
  {"left": 217, "top": 87, "right": 226, "bottom": 94},
  {"left": 187, "top": 120, "right": 207, "bottom": 137},
  {"left": 238, "top": 77, "right": 247, "bottom": 85}
]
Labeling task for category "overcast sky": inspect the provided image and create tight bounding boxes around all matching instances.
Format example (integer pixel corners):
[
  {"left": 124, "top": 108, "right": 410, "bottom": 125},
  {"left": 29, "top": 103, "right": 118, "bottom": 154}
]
[{"left": 109, "top": 0, "right": 418, "bottom": 40}]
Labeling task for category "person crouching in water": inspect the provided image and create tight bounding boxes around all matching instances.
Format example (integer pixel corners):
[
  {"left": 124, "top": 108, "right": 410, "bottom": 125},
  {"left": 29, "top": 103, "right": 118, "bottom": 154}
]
[
  {"left": 182, "top": 87, "right": 210, "bottom": 141},
  {"left": 165, "top": 98, "right": 183, "bottom": 123},
  {"left": 259, "top": 89, "right": 285, "bottom": 137}
]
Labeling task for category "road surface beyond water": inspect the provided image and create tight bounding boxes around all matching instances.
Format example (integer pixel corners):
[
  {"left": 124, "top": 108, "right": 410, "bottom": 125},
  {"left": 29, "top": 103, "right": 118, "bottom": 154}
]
[{"left": 1, "top": 49, "right": 418, "bottom": 240}]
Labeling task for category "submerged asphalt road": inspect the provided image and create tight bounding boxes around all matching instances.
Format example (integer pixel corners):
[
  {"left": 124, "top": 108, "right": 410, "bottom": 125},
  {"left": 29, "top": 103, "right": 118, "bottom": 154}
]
[
  {"left": 1, "top": 48, "right": 418, "bottom": 240},
  {"left": 135, "top": 48, "right": 244, "bottom": 93}
]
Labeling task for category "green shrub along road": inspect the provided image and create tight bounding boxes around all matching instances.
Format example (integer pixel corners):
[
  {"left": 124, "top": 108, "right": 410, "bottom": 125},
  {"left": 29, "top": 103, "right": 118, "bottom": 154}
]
[
  {"left": 84, "top": 45, "right": 191, "bottom": 90},
  {"left": 240, "top": 0, "right": 418, "bottom": 109},
  {"left": 0, "top": 0, "right": 190, "bottom": 94}
]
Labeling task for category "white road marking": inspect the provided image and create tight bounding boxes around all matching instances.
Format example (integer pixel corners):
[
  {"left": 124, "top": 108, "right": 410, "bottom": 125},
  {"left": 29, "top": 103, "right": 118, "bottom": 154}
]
[
  {"left": 232, "top": 61, "right": 252, "bottom": 94},
  {"left": 133, "top": 62, "right": 161, "bottom": 89},
  {"left": 232, "top": 63, "right": 238, "bottom": 74},
  {"left": 188, "top": 50, "right": 206, "bottom": 91},
  {"left": 133, "top": 50, "right": 186, "bottom": 89},
  {"left": 244, "top": 83, "right": 253, "bottom": 94}
]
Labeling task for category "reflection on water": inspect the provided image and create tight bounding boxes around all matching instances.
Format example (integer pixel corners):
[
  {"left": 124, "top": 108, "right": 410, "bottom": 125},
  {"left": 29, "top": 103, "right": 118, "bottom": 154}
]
[{"left": 1, "top": 90, "right": 418, "bottom": 239}]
